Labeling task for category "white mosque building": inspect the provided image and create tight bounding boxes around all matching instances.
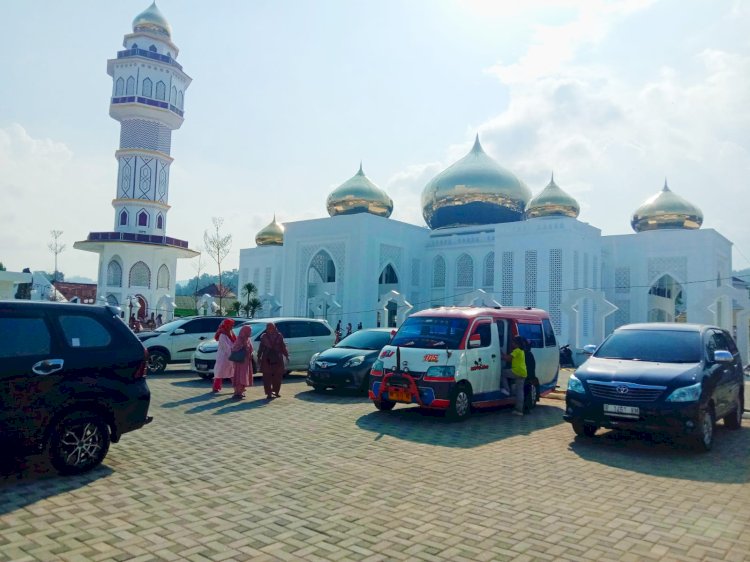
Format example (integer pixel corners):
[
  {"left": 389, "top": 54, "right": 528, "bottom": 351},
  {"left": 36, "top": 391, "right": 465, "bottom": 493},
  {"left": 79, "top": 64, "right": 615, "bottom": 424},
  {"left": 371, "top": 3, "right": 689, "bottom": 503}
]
[
  {"left": 75, "top": 2, "right": 197, "bottom": 321},
  {"left": 240, "top": 135, "right": 750, "bottom": 362}
]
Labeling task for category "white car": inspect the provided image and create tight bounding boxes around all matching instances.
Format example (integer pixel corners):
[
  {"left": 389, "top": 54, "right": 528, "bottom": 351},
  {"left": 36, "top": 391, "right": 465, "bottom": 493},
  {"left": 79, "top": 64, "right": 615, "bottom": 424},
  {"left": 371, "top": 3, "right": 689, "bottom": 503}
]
[
  {"left": 137, "top": 316, "right": 250, "bottom": 374},
  {"left": 191, "top": 317, "right": 335, "bottom": 379}
]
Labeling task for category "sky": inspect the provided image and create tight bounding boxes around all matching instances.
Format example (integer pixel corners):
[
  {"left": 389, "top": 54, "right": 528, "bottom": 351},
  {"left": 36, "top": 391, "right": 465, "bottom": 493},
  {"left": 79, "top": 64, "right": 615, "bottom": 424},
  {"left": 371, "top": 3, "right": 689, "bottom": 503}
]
[{"left": 1, "top": 0, "right": 749, "bottom": 283}]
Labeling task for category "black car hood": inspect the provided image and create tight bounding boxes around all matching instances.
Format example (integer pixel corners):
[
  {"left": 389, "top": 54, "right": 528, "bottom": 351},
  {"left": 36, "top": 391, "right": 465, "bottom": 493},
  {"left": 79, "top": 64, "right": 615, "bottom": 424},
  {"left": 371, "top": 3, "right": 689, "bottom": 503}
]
[
  {"left": 316, "top": 347, "right": 380, "bottom": 362},
  {"left": 576, "top": 357, "right": 702, "bottom": 385},
  {"left": 137, "top": 331, "right": 160, "bottom": 341}
]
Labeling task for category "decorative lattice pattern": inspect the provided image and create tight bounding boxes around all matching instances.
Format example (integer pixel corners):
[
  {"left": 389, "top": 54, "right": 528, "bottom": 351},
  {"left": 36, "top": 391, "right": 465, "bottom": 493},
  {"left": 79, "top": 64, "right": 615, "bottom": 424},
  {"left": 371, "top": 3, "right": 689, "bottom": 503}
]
[
  {"left": 502, "top": 251, "right": 514, "bottom": 306},
  {"left": 549, "top": 249, "right": 562, "bottom": 334},
  {"left": 648, "top": 257, "right": 687, "bottom": 287},
  {"left": 106, "top": 294, "right": 119, "bottom": 306},
  {"left": 525, "top": 251, "right": 537, "bottom": 308},
  {"left": 138, "top": 160, "right": 153, "bottom": 199},
  {"left": 253, "top": 268, "right": 260, "bottom": 288},
  {"left": 583, "top": 253, "right": 589, "bottom": 289},
  {"left": 411, "top": 259, "right": 420, "bottom": 286},
  {"left": 593, "top": 256, "right": 599, "bottom": 290},
  {"left": 157, "top": 264, "right": 170, "bottom": 289},
  {"left": 129, "top": 261, "right": 151, "bottom": 288},
  {"left": 296, "top": 242, "right": 346, "bottom": 315},
  {"left": 483, "top": 252, "right": 495, "bottom": 288},
  {"left": 456, "top": 254, "right": 474, "bottom": 288},
  {"left": 573, "top": 251, "right": 579, "bottom": 289},
  {"left": 432, "top": 256, "right": 446, "bottom": 288},
  {"left": 265, "top": 267, "right": 272, "bottom": 294},
  {"left": 120, "top": 120, "right": 172, "bottom": 154},
  {"left": 615, "top": 267, "right": 630, "bottom": 294},
  {"left": 379, "top": 244, "right": 403, "bottom": 273},
  {"left": 614, "top": 301, "right": 630, "bottom": 328},
  {"left": 157, "top": 163, "right": 168, "bottom": 202},
  {"left": 107, "top": 260, "right": 122, "bottom": 287},
  {"left": 119, "top": 158, "right": 133, "bottom": 198},
  {"left": 583, "top": 298, "right": 591, "bottom": 337}
]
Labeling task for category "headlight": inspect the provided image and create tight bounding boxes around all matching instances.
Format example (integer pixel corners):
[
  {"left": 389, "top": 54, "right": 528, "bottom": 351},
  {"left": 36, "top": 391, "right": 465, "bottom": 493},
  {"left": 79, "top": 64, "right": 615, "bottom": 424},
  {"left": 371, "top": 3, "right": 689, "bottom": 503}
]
[
  {"left": 567, "top": 374, "right": 585, "bottom": 394},
  {"left": 309, "top": 353, "right": 320, "bottom": 370},
  {"left": 666, "top": 382, "right": 702, "bottom": 402},
  {"left": 426, "top": 366, "right": 455, "bottom": 378},
  {"left": 371, "top": 360, "right": 384, "bottom": 375},
  {"left": 343, "top": 356, "right": 365, "bottom": 368}
]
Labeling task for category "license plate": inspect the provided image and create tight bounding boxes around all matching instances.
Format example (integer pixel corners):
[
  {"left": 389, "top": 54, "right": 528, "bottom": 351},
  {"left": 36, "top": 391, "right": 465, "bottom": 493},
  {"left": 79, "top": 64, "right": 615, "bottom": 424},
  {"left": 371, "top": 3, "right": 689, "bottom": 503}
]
[
  {"left": 604, "top": 404, "right": 639, "bottom": 417},
  {"left": 196, "top": 362, "right": 208, "bottom": 370},
  {"left": 388, "top": 388, "right": 411, "bottom": 403}
]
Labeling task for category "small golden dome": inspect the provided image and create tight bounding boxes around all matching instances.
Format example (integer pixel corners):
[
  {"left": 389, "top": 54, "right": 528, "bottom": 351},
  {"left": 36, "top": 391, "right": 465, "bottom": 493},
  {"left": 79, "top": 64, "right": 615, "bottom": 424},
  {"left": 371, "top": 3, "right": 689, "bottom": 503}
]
[
  {"left": 132, "top": 2, "right": 172, "bottom": 38},
  {"left": 421, "top": 135, "right": 531, "bottom": 229},
  {"left": 326, "top": 164, "right": 393, "bottom": 218},
  {"left": 631, "top": 179, "right": 703, "bottom": 233},
  {"left": 255, "top": 215, "right": 284, "bottom": 246},
  {"left": 526, "top": 173, "right": 580, "bottom": 219}
]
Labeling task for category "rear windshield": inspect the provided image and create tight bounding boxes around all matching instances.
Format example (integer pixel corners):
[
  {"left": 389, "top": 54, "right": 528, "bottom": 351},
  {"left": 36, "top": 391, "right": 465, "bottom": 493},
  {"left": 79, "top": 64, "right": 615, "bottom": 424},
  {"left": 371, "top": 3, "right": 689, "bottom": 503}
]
[
  {"left": 391, "top": 317, "right": 468, "bottom": 349},
  {"left": 595, "top": 330, "right": 702, "bottom": 363},
  {"left": 336, "top": 330, "right": 392, "bottom": 350}
]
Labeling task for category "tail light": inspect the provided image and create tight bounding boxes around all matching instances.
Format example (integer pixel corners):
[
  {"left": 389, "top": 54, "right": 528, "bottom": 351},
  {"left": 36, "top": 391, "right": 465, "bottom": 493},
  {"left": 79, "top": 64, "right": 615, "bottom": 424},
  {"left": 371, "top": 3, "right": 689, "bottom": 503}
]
[{"left": 134, "top": 348, "right": 149, "bottom": 379}]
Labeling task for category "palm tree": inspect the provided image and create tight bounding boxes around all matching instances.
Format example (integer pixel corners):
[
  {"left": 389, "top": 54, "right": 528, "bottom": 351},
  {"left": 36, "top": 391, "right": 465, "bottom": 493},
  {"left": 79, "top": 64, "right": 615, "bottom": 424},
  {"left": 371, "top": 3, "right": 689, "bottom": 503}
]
[
  {"left": 248, "top": 297, "right": 263, "bottom": 319},
  {"left": 241, "top": 282, "right": 259, "bottom": 318}
]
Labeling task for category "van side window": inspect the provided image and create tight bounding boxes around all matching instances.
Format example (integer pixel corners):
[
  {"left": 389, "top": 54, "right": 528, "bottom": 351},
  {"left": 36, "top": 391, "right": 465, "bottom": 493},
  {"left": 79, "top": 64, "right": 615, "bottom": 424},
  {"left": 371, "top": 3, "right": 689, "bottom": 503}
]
[
  {"left": 723, "top": 330, "right": 738, "bottom": 354},
  {"left": 495, "top": 320, "right": 506, "bottom": 350},
  {"left": 542, "top": 318, "right": 557, "bottom": 347},
  {"left": 0, "top": 317, "right": 51, "bottom": 357},
  {"left": 518, "top": 323, "right": 543, "bottom": 348},
  {"left": 58, "top": 315, "right": 112, "bottom": 348},
  {"left": 471, "top": 323, "right": 492, "bottom": 348},
  {"left": 310, "top": 322, "right": 331, "bottom": 336}
]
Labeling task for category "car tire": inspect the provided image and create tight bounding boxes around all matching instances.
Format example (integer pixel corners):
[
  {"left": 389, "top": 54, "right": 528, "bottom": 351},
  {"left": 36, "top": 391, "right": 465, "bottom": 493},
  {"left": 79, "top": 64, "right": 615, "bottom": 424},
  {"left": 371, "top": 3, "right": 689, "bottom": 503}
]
[
  {"left": 524, "top": 378, "right": 539, "bottom": 413},
  {"left": 374, "top": 399, "right": 396, "bottom": 411},
  {"left": 572, "top": 419, "right": 597, "bottom": 437},
  {"left": 723, "top": 394, "right": 743, "bottom": 430},
  {"left": 447, "top": 385, "right": 472, "bottom": 421},
  {"left": 312, "top": 384, "right": 326, "bottom": 393},
  {"left": 690, "top": 407, "right": 715, "bottom": 452},
  {"left": 147, "top": 351, "right": 168, "bottom": 375},
  {"left": 198, "top": 372, "right": 212, "bottom": 380},
  {"left": 49, "top": 412, "right": 110, "bottom": 475}
]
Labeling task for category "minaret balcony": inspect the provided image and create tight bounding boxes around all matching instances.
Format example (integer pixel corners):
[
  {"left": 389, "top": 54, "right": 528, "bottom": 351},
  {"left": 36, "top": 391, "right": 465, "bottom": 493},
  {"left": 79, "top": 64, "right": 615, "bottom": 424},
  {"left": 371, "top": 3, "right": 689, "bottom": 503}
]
[
  {"left": 86, "top": 231, "right": 189, "bottom": 249},
  {"left": 111, "top": 96, "right": 184, "bottom": 117},
  {"left": 116, "top": 47, "right": 183, "bottom": 71}
]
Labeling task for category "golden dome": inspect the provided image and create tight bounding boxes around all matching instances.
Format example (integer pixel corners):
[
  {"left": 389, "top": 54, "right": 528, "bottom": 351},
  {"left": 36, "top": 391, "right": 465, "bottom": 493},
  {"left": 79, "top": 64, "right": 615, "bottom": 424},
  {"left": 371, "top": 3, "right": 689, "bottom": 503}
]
[
  {"left": 526, "top": 173, "right": 580, "bottom": 219},
  {"left": 631, "top": 179, "right": 703, "bottom": 233},
  {"left": 132, "top": 2, "right": 172, "bottom": 38},
  {"left": 255, "top": 215, "right": 284, "bottom": 246},
  {"left": 326, "top": 164, "right": 393, "bottom": 218},
  {"left": 421, "top": 135, "right": 531, "bottom": 229}
]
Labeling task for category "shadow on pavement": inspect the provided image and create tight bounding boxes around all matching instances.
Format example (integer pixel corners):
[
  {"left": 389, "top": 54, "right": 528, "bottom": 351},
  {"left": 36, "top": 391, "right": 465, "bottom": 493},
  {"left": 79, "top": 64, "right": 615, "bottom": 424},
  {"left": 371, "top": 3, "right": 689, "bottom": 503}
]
[
  {"left": 171, "top": 378, "right": 210, "bottom": 388},
  {"left": 162, "top": 391, "right": 218, "bottom": 408},
  {"left": 295, "top": 387, "right": 369, "bottom": 405},
  {"left": 0, "top": 456, "right": 113, "bottom": 515},
  {"left": 356, "top": 402, "right": 565, "bottom": 449},
  {"left": 213, "top": 397, "right": 271, "bottom": 414},
  {"left": 568, "top": 425, "right": 750, "bottom": 483}
]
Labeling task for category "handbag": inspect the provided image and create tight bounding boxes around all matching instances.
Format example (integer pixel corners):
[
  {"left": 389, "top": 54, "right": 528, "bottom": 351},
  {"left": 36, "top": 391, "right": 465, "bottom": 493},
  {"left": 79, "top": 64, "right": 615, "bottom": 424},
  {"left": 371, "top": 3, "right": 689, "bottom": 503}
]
[{"left": 229, "top": 348, "right": 247, "bottom": 363}]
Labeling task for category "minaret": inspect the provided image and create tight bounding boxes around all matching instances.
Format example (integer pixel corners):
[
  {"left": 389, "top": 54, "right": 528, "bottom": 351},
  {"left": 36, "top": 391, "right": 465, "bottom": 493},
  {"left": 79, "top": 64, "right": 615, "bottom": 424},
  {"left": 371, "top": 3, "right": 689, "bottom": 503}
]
[{"left": 75, "top": 2, "right": 197, "bottom": 321}]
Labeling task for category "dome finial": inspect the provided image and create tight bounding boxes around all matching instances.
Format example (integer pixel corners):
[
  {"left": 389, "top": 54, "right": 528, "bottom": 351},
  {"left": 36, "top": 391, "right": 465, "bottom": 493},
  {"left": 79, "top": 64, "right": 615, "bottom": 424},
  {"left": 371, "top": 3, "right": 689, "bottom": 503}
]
[
  {"left": 471, "top": 133, "right": 483, "bottom": 154},
  {"left": 358, "top": 161, "right": 364, "bottom": 176},
  {"left": 663, "top": 177, "right": 669, "bottom": 191},
  {"left": 551, "top": 171, "right": 555, "bottom": 184}
]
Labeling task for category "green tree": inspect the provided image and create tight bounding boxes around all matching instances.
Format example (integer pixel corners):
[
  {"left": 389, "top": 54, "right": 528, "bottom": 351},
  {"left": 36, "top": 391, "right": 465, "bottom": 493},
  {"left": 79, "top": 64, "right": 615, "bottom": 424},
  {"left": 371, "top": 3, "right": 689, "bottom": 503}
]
[
  {"left": 230, "top": 301, "right": 241, "bottom": 316},
  {"left": 0, "top": 262, "right": 5, "bottom": 271},
  {"left": 240, "top": 282, "right": 258, "bottom": 317},
  {"left": 242, "top": 297, "right": 263, "bottom": 319}
]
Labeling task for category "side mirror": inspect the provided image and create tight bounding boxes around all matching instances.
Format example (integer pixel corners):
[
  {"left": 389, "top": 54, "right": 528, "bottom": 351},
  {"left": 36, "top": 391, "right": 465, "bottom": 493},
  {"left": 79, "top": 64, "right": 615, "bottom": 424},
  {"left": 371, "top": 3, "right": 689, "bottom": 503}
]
[
  {"left": 468, "top": 334, "right": 482, "bottom": 348},
  {"left": 713, "top": 350, "right": 733, "bottom": 364},
  {"left": 172, "top": 328, "right": 186, "bottom": 335},
  {"left": 582, "top": 344, "right": 597, "bottom": 355}
]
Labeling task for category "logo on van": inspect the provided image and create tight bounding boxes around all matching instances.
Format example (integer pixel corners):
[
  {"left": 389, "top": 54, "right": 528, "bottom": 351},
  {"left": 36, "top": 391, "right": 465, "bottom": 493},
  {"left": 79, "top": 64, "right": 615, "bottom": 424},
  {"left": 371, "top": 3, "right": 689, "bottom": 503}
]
[
  {"left": 470, "top": 359, "right": 489, "bottom": 371},
  {"left": 380, "top": 350, "right": 395, "bottom": 358},
  {"left": 423, "top": 354, "right": 439, "bottom": 363}
]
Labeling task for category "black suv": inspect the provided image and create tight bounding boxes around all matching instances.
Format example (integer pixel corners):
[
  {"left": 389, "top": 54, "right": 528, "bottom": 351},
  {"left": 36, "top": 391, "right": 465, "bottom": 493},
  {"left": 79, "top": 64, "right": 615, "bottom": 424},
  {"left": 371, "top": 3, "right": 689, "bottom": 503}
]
[
  {"left": 0, "top": 301, "right": 152, "bottom": 474},
  {"left": 565, "top": 323, "right": 744, "bottom": 451}
]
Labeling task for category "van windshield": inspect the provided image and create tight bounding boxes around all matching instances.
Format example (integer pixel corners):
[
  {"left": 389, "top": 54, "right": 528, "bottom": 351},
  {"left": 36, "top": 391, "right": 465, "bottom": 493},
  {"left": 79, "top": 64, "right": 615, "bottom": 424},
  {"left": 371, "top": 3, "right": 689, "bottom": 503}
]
[{"left": 390, "top": 317, "right": 468, "bottom": 349}]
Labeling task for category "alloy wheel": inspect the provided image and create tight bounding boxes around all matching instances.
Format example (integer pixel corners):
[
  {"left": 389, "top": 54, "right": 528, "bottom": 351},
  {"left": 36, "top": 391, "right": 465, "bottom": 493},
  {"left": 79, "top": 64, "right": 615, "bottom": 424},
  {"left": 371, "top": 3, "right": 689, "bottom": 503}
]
[{"left": 58, "top": 422, "right": 104, "bottom": 469}]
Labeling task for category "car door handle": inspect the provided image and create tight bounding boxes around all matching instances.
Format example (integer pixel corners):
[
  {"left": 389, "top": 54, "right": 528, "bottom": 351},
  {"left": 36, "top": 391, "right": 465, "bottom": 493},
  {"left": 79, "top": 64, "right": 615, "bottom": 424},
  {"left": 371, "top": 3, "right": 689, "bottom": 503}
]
[
  {"left": 491, "top": 354, "right": 496, "bottom": 358},
  {"left": 199, "top": 336, "right": 206, "bottom": 341},
  {"left": 309, "top": 339, "right": 316, "bottom": 342},
  {"left": 32, "top": 359, "right": 64, "bottom": 375}
]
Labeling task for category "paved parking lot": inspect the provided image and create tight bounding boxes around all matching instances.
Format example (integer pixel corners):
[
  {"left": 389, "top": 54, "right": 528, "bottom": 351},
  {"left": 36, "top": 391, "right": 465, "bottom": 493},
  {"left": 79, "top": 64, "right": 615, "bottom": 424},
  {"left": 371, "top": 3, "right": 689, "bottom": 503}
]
[{"left": 1, "top": 369, "right": 750, "bottom": 562}]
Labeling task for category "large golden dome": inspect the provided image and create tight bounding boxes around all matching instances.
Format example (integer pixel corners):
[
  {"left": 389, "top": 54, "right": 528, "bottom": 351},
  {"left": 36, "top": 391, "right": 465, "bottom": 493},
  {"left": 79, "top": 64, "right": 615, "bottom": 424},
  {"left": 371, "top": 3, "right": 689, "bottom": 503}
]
[
  {"left": 631, "top": 180, "right": 703, "bottom": 233},
  {"left": 255, "top": 215, "right": 284, "bottom": 246},
  {"left": 132, "top": 2, "right": 172, "bottom": 38},
  {"left": 526, "top": 173, "right": 580, "bottom": 219},
  {"left": 326, "top": 164, "right": 393, "bottom": 218},
  {"left": 421, "top": 135, "right": 531, "bottom": 229}
]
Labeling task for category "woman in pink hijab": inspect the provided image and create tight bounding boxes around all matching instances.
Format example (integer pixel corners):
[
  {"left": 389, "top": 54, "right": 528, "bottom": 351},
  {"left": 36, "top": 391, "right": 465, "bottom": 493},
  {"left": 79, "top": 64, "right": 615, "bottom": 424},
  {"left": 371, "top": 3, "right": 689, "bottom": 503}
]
[
  {"left": 212, "top": 318, "right": 236, "bottom": 392},
  {"left": 231, "top": 325, "right": 254, "bottom": 399}
]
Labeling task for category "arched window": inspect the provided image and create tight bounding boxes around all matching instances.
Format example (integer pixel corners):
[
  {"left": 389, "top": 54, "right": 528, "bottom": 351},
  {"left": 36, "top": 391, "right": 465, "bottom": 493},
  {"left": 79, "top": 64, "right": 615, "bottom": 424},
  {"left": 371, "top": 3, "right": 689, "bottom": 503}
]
[
  {"left": 156, "top": 214, "right": 164, "bottom": 230},
  {"left": 379, "top": 264, "right": 398, "bottom": 285},
  {"left": 149, "top": 44, "right": 157, "bottom": 52},
  {"left": 157, "top": 264, "right": 170, "bottom": 289},
  {"left": 155, "top": 81, "right": 166, "bottom": 101},
  {"left": 119, "top": 210, "right": 128, "bottom": 226},
  {"left": 106, "top": 294, "right": 119, "bottom": 306},
  {"left": 177, "top": 91, "right": 184, "bottom": 108},
  {"left": 126, "top": 76, "right": 135, "bottom": 96},
  {"left": 309, "top": 251, "right": 336, "bottom": 283},
  {"left": 107, "top": 260, "right": 122, "bottom": 287},
  {"left": 171, "top": 86, "right": 177, "bottom": 105},
  {"left": 142, "top": 77, "right": 153, "bottom": 98},
  {"left": 131, "top": 43, "right": 138, "bottom": 50},
  {"left": 129, "top": 261, "right": 151, "bottom": 288},
  {"left": 456, "top": 254, "right": 474, "bottom": 287},
  {"left": 137, "top": 210, "right": 149, "bottom": 227},
  {"left": 115, "top": 77, "right": 124, "bottom": 96},
  {"left": 483, "top": 252, "right": 495, "bottom": 287},
  {"left": 432, "top": 256, "right": 446, "bottom": 288}
]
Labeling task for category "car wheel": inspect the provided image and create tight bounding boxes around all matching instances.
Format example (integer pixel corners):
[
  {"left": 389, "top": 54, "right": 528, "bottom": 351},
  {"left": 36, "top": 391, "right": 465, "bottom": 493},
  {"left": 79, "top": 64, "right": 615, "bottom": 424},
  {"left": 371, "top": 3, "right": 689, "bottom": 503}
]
[
  {"left": 49, "top": 412, "right": 110, "bottom": 475},
  {"left": 198, "top": 372, "right": 212, "bottom": 380},
  {"left": 312, "top": 384, "right": 326, "bottom": 393},
  {"left": 724, "top": 394, "right": 743, "bottom": 430},
  {"left": 147, "top": 351, "right": 168, "bottom": 375},
  {"left": 691, "top": 407, "right": 714, "bottom": 452},
  {"left": 447, "top": 385, "right": 472, "bottom": 421},
  {"left": 374, "top": 399, "right": 396, "bottom": 411},
  {"left": 524, "top": 378, "right": 539, "bottom": 413},
  {"left": 572, "top": 419, "right": 597, "bottom": 437}
]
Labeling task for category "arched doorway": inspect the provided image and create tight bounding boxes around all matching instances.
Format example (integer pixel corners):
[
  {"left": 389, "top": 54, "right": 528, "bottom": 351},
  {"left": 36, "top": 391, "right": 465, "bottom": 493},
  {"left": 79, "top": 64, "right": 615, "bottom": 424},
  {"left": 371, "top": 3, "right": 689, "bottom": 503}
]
[
  {"left": 136, "top": 294, "right": 148, "bottom": 320},
  {"left": 307, "top": 250, "right": 337, "bottom": 320},
  {"left": 648, "top": 274, "right": 685, "bottom": 323}
]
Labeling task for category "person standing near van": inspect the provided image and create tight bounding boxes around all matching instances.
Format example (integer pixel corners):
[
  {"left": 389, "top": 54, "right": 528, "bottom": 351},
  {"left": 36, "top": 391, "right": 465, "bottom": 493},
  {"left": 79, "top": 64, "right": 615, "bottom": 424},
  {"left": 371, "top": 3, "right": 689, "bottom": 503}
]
[
  {"left": 258, "top": 323, "right": 289, "bottom": 400},
  {"left": 212, "top": 319, "right": 237, "bottom": 393},
  {"left": 230, "top": 325, "right": 253, "bottom": 399},
  {"left": 523, "top": 337, "right": 537, "bottom": 413},
  {"left": 501, "top": 336, "right": 527, "bottom": 416}
]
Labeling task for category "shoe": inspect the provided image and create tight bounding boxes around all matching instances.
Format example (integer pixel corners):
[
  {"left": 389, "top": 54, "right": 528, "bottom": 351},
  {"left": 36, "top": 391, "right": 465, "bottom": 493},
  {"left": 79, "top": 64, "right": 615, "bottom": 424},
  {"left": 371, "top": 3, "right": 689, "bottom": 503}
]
[
  {"left": 212, "top": 389, "right": 220, "bottom": 393},
  {"left": 512, "top": 410, "right": 524, "bottom": 416},
  {"left": 266, "top": 394, "right": 274, "bottom": 400},
  {"left": 273, "top": 393, "right": 280, "bottom": 398},
  {"left": 231, "top": 394, "right": 242, "bottom": 400}
]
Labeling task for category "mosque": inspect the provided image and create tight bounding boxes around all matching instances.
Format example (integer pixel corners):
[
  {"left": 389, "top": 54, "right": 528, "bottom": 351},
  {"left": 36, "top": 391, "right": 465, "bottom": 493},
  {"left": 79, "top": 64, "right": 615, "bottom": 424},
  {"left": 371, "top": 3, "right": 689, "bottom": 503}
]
[{"left": 241, "top": 134, "right": 750, "bottom": 361}]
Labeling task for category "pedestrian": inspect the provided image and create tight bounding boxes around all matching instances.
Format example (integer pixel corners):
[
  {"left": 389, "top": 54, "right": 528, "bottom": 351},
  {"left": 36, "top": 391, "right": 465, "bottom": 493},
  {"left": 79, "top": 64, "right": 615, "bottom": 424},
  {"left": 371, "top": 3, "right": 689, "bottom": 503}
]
[
  {"left": 146, "top": 312, "right": 156, "bottom": 330},
  {"left": 523, "top": 337, "right": 536, "bottom": 413},
  {"left": 501, "top": 335, "right": 527, "bottom": 416},
  {"left": 334, "top": 320, "right": 342, "bottom": 344},
  {"left": 345, "top": 323, "right": 352, "bottom": 337},
  {"left": 212, "top": 318, "right": 237, "bottom": 393},
  {"left": 257, "top": 322, "right": 289, "bottom": 400},
  {"left": 357, "top": 321, "right": 362, "bottom": 331},
  {"left": 229, "top": 325, "right": 253, "bottom": 399},
  {"left": 155, "top": 313, "right": 163, "bottom": 328}
]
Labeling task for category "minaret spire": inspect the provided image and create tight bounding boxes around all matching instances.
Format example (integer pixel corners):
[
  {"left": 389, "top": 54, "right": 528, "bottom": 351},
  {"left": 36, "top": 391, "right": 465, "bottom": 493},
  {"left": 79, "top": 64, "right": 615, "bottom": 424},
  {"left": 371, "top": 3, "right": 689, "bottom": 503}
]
[{"left": 663, "top": 177, "right": 669, "bottom": 191}]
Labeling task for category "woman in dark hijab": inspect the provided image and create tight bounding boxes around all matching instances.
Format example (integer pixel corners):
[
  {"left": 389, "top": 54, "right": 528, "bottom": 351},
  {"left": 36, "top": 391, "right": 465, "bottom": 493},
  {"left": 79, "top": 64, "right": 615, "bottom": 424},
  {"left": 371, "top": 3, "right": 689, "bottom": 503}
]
[{"left": 257, "top": 323, "right": 289, "bottom": 400}]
